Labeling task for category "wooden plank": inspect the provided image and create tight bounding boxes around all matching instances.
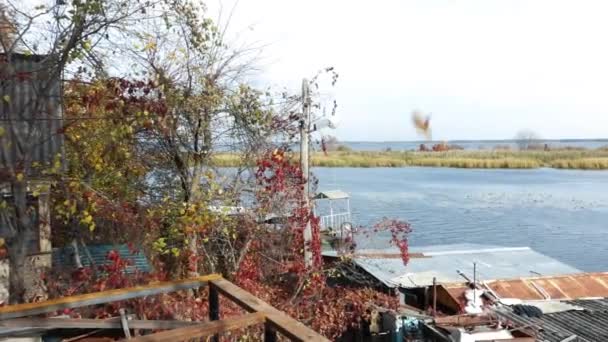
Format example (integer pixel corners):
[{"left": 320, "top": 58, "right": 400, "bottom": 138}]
[
  {"left": 0, "top": 315, "right": 125, "bottom": 338},
  {"left": 210, "top": 279, "right": 330, "bottom": 342},
  {"left": 0, "top": 318, "right": 208, "bottom": 330},
  {"left": 119, "top": 313, "right": 265, "bottom": 342},
  {"left": 0, "top": 327, "right": 51, "bottom": 338},
  {"left": 0, "top": 274, "right": 222, "bottom": 320}
]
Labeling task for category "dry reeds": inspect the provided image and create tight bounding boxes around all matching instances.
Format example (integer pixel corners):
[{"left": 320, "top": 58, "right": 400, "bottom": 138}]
[{"left": 211, "top": 149, "right": 608, "bottom": 170}]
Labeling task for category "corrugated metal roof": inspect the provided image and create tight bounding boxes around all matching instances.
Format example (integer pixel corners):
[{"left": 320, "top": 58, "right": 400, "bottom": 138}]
[
  {"left": 323, "top": 243, "right": 581, "bottom": 288},
  {"left": 495, "top": 299, "right": 608, "bottom": 342},
  {"left": 567, "top": 298, "right": 608, "bottom": 311},
  {"left": 444, "top": 273, "right": 608, "bottom": 301},
  {"left": 52, "top": 244, "right": 151, "bottom": 274},
  {"left": 0, "top": 53, "right": 64, "bottom": 175},
  {"left": 314, "top": 190, "right": 349, "bottom": 200}
]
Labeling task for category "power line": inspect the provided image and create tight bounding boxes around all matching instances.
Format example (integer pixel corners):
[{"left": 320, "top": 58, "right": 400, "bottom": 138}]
[{"left": 0, "top": 116, "right": 140, "bottom": 121}]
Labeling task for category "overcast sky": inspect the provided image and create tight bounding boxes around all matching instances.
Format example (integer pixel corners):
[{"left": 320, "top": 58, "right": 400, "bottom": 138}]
[{"left": 207, "top": 0, "right": 608, "bottom": 141}]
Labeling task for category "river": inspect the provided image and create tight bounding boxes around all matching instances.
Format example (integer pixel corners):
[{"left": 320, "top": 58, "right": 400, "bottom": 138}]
[{"left": 313, "top": 167, "right": 608, "bottom": 272}]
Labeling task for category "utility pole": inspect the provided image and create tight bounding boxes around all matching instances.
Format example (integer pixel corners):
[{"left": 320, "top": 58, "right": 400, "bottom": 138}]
[
  {"left": 301, "top": 78, "right": 312, "bottom": 267},
  {"left": 473, "top": 262, "right": 477, "bottom": 305}
]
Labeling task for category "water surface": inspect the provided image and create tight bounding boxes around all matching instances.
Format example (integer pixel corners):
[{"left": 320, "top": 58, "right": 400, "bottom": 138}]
[{"left": 314, "top": 167, "right": 608, "bottom": 272}]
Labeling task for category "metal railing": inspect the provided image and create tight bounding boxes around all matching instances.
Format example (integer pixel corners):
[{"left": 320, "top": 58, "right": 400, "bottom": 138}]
[{"left": 319, "top": 212, "right": 351, "bottom": 231}]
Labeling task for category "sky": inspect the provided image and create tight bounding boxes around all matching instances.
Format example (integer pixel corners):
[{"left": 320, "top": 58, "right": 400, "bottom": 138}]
[{"left": 206, "top": 0, "right": 608, "bottom": 141}]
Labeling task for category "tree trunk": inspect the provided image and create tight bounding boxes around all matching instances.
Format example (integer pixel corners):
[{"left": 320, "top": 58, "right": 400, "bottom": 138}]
[
  {"left": 186, "top": 159, "right": 204, "bottom": 278},
  {"left": 7, "top": 182, "right": 33, "bottom": 304}
]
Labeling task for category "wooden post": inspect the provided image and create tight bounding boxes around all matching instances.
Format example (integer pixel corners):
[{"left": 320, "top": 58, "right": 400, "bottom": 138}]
[
  {"left": 264, "top": 322, "right": 277, "bottom": 342},
  {"left": 119, "top": 308, "right": 131, "bottom": 339},
  {"left": 432, "top": 277, "right": 437, "bottom": 317},
  {"left": 209, "top": 285, "right": 220, "bottom": 342},
  {"left": 37, "top": 190, "right": 52, "bottom": 253}
]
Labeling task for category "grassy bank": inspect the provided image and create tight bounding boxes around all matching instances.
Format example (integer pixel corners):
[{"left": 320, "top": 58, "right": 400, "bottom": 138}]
[{"left": 212, "top": 149, "right": 608, "bottom": 169}]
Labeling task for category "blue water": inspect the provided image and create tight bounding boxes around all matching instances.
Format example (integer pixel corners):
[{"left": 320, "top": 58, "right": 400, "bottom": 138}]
[
  {"left": 338, "top": 139, "right": 608, "bottom": 151},
  {"left": 314, "top": 167, "right": 608, "bottom": 272}
]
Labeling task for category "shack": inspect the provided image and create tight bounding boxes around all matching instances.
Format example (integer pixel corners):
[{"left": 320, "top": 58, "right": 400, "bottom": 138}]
[{"left": 0, "top": 52, "right": 65, "bottom": 303}]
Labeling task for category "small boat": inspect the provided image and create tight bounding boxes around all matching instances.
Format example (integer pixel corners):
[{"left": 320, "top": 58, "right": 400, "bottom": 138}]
[{"left": 313, "top": 190, "right": 356, "bottom": 251}]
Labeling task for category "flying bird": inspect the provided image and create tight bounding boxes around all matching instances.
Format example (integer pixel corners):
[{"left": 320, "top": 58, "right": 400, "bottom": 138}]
[{"left": 412, "top": 111, "right": 432, "bottom": 140}]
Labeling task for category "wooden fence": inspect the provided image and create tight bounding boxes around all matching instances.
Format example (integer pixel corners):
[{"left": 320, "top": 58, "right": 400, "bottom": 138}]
[{"left": 0, "top": 274, "right": 329, "bottom": 342}]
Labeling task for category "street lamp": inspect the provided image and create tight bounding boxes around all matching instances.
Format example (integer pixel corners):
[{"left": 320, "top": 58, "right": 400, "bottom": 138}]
[{"left": 311, "top": 117, "right": 340, "bottom": 132}]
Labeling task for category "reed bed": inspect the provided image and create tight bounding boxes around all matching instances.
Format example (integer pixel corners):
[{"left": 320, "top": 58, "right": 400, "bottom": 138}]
[
  {"left": 211, "top": 149, "right": 608, "bottom": 170},
  {"left": 551, "top": 158, "right": 608, "bottom": 170}
]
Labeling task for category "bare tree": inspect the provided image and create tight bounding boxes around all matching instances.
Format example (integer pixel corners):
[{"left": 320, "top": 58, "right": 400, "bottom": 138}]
[{"left": 514, "top": 129, "right": 541, "bottom": 150}]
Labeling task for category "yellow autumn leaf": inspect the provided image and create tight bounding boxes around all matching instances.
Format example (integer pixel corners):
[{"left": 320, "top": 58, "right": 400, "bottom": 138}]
[
  {"left": 143, "top": 41, "right": 157, "bottom": 51},
  {"left": 0, "top": 126, "right": 5, "bottom": 137},
  {"left": 2, "top": 95, "right": 9, "bottom": 103},
  {"left": 0, "top": 238, "right": 4, "bottom": 247},
  {"left": 81, "top": 215, "right": 92, "bottom": 224},
  {"left": 15, "top": 173, "right": 23, "bottom": 181}
]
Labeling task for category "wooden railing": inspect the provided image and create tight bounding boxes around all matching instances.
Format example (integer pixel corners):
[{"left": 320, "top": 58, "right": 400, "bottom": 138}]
[{"left": 0, "top": 274, "right": 329, "bottom": 342}]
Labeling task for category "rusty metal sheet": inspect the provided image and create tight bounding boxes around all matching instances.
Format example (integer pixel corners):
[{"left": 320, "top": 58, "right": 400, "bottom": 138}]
[{"left": 444, "top": 272, "right": 608, "bottom": 301}]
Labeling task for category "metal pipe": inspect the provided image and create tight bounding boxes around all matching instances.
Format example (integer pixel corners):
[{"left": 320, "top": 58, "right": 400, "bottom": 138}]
[
  {"left": 473, "top": 262, "right": 477, "bottom": 305},
  {"left": 432, "top": 277, "right": 437, "bottom": 317}
]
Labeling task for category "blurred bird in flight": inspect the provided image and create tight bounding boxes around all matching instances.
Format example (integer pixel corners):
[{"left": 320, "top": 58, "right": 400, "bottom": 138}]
[{"left": 412, "top": 110, "right": 432, "bottom": 140}]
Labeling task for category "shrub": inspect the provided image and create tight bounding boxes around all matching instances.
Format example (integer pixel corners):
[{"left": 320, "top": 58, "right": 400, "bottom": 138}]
[{"left": 336, "top": 144, "right": 353, "bottom": 152}]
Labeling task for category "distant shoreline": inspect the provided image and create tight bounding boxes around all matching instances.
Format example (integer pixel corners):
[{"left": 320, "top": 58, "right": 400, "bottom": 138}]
[
  {"left": 213, "top": 148, "right": 608, "bottom": 170},
  {"left": 330, "top": 139, "right": 608, "bottom": 152},
  {"left": 340, "top": 139, "right": 608, "bottom": 143}
]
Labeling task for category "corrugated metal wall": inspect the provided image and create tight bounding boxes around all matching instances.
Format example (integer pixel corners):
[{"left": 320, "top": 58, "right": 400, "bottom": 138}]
[{"left": 0, "top": 53, "right": 64, "bottom": 175}]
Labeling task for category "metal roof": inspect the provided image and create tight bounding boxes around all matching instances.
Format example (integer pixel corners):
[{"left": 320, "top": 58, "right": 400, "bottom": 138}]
[
  {"left": 323, "top": 243, "right": 581, "bottom": 288},
  {"left": 569, "top": 298, "right": 608, "bottom": 311},
  {"left": 52, "top": 244, "right": 151, "bottom": 274},
  {"left": 444, "top": 272, "right": 608, "bottom": 301},
  {"left": 495, "top": 299, "right": 608, "bottom": 342},
  {"left": 314, "top": 190, "right": 349, "bottom": 200}
]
